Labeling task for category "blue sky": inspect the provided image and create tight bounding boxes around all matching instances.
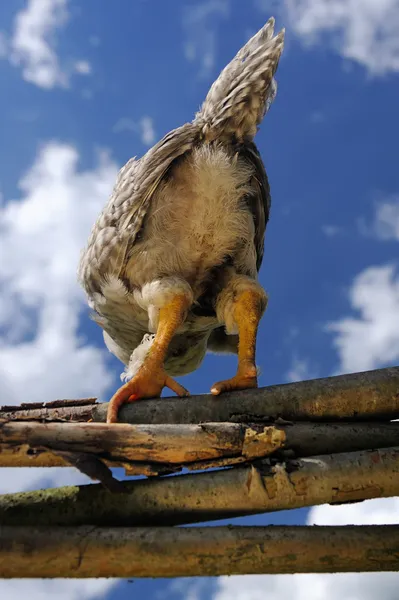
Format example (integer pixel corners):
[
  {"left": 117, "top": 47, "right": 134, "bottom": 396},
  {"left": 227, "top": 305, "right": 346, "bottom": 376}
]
[{"left": 1, "top": 0, "right": 399, "bottom": 598}]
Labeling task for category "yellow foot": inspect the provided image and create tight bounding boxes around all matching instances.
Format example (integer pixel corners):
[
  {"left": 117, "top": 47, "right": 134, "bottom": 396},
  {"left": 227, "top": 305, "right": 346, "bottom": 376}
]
[
  {"left": 107, "top": 367, "right": 189, "bottom": 423},
  {"left": 210, "top": 364, "right": 258, "bottom": 396}
]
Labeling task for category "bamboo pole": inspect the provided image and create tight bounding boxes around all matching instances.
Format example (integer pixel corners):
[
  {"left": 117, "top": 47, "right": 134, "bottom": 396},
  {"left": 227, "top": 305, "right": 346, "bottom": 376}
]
[
  {"left": 1, "top": 447, "right": 398, "bottom": 527},
  {"left": 1, "top": 366, "right": 399, "bottom": 424},
  {"left": 1, "top": 525, "right": 398, "bottom": 578}
]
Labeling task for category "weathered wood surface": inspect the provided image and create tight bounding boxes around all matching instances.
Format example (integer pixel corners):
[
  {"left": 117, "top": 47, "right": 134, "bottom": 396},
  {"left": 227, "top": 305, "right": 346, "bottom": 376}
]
[
  {"left": 1, "top": 525, "right": 398, "bottom": 578},
  {"left": 0, "top": 420, "right": 284, "bottom": 467},
  {"left": 1, "top": 420, "right": 399, "bottom": 477},
  {"left": 1, "top": 366, "right": 399, "bottom": 424},
  {"left": 1, "top": 447, "right": 398, "bottom": 527}
]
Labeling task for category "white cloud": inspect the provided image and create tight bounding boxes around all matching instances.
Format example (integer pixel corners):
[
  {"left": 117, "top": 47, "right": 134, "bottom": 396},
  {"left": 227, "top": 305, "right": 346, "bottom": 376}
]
[
  {"left": 372, "top": 196, "right": 399, "bottom": 240},
  {"left": 165, "top": 580, "right": 211, "bottom": 600},
  {"left": 113, "top": 116, "right": 156, "bottom": 146},
  {"left": 0, "top": 580, "right": 117, "bottom": 600},
  {"left": 0, "top": 465, "right": 92, "bottom": 495},
  {"left": 9, "top": 0, "right": 69, "bottom": 88},
  {"left": 140, "top": 116, "right": 156, "bottom": 145},
  {"left": 0, "top": 141, "right": 120, "bottom": 597},
  {"left": 284, "top": 0, "right": 399, "bottom": 75},
  {"left": 327, "top": 264, "right": 399, "bottom": 373},
  {"left": 0, "top": 141, "right": 119, "bottom": 378},
  {"left": 2, "top": 0, "right": 91, "bottom": 89},
  {"left": 74, "top": 59, "right": 91, "bottom": 75},
  {"left": 286, "top": 356, "right": 313, "bottom": 382},
  {"left": 182, "top": 0, "right": 230, "bottom": 78},
  {"left": 310, "top": 497, "right": 399, "bottom": 526},
  {"left": 213, "top": 571, "right": 399, "bottom": 600}
]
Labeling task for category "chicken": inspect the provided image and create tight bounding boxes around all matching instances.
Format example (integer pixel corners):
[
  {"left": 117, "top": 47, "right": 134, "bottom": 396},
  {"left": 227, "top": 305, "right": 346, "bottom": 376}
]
[{"left": 78, "top": 18, "right": 285, "bottom": 423}]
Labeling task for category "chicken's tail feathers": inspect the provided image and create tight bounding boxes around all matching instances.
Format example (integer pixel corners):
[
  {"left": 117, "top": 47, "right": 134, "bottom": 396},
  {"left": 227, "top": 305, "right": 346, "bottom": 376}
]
[{"left": 193, "top": 17, "right": 284, "bottom": 142}]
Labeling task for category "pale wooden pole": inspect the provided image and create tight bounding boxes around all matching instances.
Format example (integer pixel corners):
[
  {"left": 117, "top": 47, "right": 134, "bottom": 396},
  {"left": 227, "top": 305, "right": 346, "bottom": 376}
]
[{"left": 1, "top": 447, "right": 398, "bottom": 527}]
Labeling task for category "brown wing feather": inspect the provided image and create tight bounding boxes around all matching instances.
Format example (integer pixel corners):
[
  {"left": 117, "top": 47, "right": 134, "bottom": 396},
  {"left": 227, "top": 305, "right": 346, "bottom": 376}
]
[{"left": 78, "top": 123, "right": 199, "bottom": 295}]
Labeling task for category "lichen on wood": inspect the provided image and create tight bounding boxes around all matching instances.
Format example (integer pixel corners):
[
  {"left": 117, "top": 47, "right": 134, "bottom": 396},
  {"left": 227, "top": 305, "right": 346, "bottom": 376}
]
[{"left": 1, "top": 447, "right": 398, "bottom": 527}]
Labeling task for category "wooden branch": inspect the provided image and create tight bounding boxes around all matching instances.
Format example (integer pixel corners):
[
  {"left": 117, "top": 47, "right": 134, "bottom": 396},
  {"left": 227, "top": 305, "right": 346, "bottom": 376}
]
[
  {"left": 1, "top": 420, "right": 399, "bottom": 478},
  {"left": 1, "top": 525, "right": 398, "bottom": 578},
  {"left": 1, "top": 447, "right": 398, "bottom": 527},
  {"left": 1, "top": 366, "right": 399, "bottom": 424},
  {"left": 0, "top": 420, "right": 284, "bottom": 469}
]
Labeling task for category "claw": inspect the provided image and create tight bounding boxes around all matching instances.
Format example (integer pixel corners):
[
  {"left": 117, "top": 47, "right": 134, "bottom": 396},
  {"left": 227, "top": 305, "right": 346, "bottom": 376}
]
[
  {"left": 211, "top": 365, "right": 258, "bottom": 396},
  {"left": 107, "top": 369, "right": 189, "bottom": 423},
  {"left": 107, "top": 386, "right": 140, "bottom": 424},
  {"left": 165, "top": 375, "right": 190, "bottom": 397}
]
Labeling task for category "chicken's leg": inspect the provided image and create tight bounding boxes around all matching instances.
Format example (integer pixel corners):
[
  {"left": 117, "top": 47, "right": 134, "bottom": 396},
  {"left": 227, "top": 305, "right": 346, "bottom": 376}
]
[
  {"left": 211, "top": 282, "right": 267, "bottom": 395},
  {"left": 107, "top": 294, "right": 190, "bottom": 423}
]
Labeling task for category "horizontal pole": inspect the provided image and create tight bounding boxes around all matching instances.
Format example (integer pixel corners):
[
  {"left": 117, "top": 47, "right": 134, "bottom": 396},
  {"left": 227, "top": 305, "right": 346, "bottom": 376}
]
[
  {"left": 1, "top": 420, "right": 399, "bottom": 478},
  {"left": 1, "top": 447, "right": 398, "bottom": 527},
  {"left": 1, "top": 525, "right": 398, "bottom": 577},
  {"left": 0, "top": 420, "right": 284, "bottom": 469},
  {"left": 1, "top": 366, "right": 399, "bottom": 425}
]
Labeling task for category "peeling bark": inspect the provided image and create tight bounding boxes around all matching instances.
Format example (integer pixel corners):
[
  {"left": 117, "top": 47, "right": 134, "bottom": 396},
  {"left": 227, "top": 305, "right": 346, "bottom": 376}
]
[
  {"left": 1, "top": 525, "right": 398, "bottom": 577},
  {"left": 0, "top": 421, "right": 285, "bottom": 470},
  {"left": 1, "top": 420, "right": 398, "bottom": 478}
]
